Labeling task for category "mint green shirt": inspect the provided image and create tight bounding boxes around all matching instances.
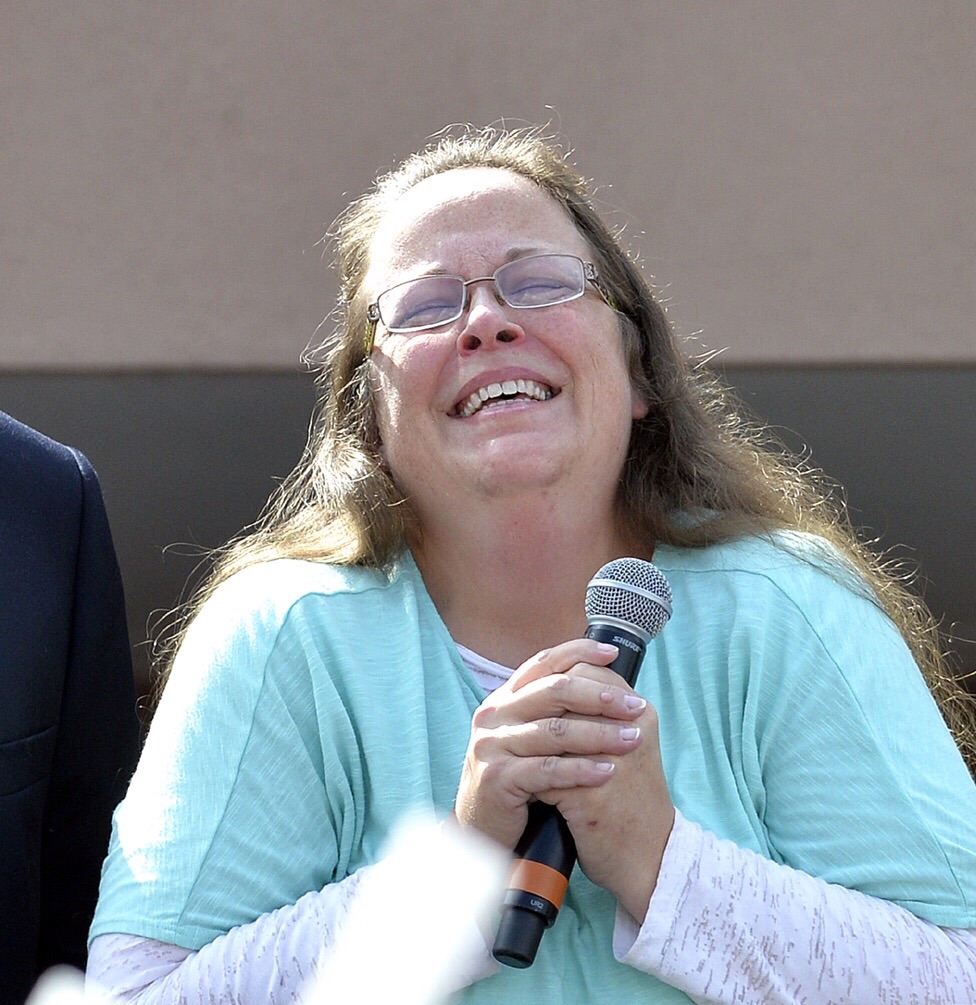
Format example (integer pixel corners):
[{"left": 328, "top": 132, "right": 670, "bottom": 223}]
[{"left": 91, "top": 535, "right": 976, "bottom": 1002}]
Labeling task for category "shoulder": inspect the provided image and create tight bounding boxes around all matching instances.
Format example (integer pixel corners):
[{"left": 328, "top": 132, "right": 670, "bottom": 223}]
[
  {"left": 158, "top": 555, "right": 431, "bottom": 744},
  {"left": 202, "top": 555, "right": 414, "bottom": 625},
  {"left": 651, "top": 531, "right": 910, "bottom": 687},
  {"left": 648, "top": 536, "right": 950, "bottom": 784},
  {"left": 656, "top": 529, "right": 847, "bottom": 574},
  {"left": 655, "top": 531, "right": 871, "bottom": 614},
  {"left": 0, "top": 415, "right": 105, "bottom": 572},
  {"left": 648, "top": 535, "right": 936, "bottom": 753},
  {"left": 0, "top": 411, "right": 96, "bottom": 507},
  {"left": 0, "top": 410, "right": 82, "bottom": 473},
  {"left": 179, "top": 554, "right": 423, "bottom": 670}
]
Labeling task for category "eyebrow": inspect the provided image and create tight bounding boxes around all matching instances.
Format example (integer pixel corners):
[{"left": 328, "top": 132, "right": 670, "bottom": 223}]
[
  {"left": 392, "top": 246, "right": 565, "bottom": 282},
  {"left": 501, "top": 245, "right": 552, "bottom": 263}
]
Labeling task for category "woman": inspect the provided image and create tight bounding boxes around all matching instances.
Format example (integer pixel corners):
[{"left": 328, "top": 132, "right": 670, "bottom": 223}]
[{"left": 88, "top": 126, "right": 976, "bottom": 1003}]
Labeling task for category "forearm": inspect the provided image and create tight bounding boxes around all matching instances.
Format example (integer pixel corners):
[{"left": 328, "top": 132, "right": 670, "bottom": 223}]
[
  {"left": 87, "top": 820, "right": 503, "bottom": 1004},
  {"left": 87, "top": 878, "right": 359, "bottom": 1005},
  {"left": 614, "top": 810, "right": 976, "bottom": 1004}
]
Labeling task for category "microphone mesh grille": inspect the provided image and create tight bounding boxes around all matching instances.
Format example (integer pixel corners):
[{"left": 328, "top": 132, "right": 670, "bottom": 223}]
[{"left": 584, "top": 558, "right": 673, "bottom": 639}]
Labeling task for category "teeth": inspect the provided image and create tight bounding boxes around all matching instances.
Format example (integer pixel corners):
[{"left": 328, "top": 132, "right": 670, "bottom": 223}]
[{"left": 457, "top": 378, "right": 554, "bottom": 417}]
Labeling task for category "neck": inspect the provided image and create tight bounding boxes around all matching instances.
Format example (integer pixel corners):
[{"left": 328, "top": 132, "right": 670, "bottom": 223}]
[{"left": 409, "top": 489, "right": 648, "bottom": 668}]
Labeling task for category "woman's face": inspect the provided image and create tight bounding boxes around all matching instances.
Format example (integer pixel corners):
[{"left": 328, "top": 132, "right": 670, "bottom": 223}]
[{"left": 364, "top": 167, "right": 647, "bottom": 527}]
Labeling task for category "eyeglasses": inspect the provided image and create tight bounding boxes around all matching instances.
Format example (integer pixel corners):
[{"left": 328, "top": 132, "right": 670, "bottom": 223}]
[{"left": 365, "top": 253, "right": 608, "bottom": 345}]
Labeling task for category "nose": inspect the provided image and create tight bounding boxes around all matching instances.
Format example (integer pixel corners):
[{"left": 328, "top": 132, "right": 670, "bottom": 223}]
[{"left": 456, "top": 283, "right": 525, "bottom": 354}]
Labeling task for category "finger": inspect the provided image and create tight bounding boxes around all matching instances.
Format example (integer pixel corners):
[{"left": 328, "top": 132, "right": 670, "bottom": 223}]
[
  {"left": 496, "top": 715, "right": 643, "bottom": 759},
  {"left": 516, "top": 754, "right": 620, "bottom": 798},
  {"left": 480, "top": 671, "right": 646, "bottom": 729},
  {"left": 508, "top": 638, "right": 620, "bottom": 691}
]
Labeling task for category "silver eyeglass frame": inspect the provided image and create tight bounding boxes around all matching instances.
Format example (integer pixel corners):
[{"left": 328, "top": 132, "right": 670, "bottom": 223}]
[{"left": 362, "top": 254, "right": 613, "bottom": 354}]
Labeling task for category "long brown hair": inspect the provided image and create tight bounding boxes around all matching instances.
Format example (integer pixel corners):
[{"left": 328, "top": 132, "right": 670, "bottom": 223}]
[{"left": 155, "top": 125, "right": 975, "bottom": 768}]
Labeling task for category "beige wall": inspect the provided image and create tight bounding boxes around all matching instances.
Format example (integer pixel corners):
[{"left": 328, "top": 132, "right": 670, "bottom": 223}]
[{"left": 3, "top": 2, "right": 974, "bottom": 370}]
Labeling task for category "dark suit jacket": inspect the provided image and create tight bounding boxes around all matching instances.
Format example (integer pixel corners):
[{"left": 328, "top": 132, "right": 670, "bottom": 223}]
[{"left": 0, "top": 412, "right": 140, "bottom": 1005}]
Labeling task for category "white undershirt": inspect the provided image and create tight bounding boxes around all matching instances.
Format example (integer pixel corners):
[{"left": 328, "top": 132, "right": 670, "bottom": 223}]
[{"left": 456, "top": 642, "right": 514, "bottom": 693}]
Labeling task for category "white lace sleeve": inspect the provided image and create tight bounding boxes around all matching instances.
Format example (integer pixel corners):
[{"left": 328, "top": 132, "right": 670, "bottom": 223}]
[
  {"left": 613, "top": 809, "right": 976, "bottom": 1004},
  {"left": 87, "top": 818, "right": 504, "bottom": 1004},
  {"left": 86, "top": 878, "right": 357, "bottom": 1004}
]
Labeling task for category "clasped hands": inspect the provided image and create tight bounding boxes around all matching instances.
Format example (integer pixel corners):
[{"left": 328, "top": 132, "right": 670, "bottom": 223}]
[{"left": 454, "top": 638, "right": 675, "bottom": 922}]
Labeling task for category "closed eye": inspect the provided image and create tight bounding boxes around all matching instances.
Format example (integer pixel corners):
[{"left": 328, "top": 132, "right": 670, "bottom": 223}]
[{"left": 506, "top": 278, "right": 577, "bottom": 306}]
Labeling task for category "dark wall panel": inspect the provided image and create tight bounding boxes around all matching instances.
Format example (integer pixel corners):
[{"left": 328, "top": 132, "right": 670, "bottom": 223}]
[
  {"left": 2, "top": 368, "right": 972, "bottom": 704},
  {"left": 720, "top": 366, "right": 975, "bottom": 668}
]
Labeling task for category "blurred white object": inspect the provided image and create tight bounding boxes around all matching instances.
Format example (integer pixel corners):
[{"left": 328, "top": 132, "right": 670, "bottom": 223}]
[
  {"left": 302, "top": 811, "right": 508, "bottom": 1005},
  {"left": 25, "top": 967, "right": 90, "bottom": 1004}
]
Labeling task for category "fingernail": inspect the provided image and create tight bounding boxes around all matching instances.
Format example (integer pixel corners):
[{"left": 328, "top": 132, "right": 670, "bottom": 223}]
[
  {"left": 619, "top": 726, "right": 641, "bottom": 741},
  {"left": 595, "top": 761, "right": 615, "bottom": 773},
  {"left": 624, "top": 695, "right": 647, "bottom": 710},
  {"left": 595, "top": 642, "right": 618, "bottom": 654}
]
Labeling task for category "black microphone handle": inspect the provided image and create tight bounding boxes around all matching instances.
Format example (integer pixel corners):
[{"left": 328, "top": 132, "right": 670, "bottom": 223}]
[
  {"left": 492, "top": 803, "right": 576, "bottom": 968},
  {"left": 582, "top": 620, "right": 646, "bottom": 686},
  {"left": 491, "top": 623, "right": 648, "bottom": 968}
]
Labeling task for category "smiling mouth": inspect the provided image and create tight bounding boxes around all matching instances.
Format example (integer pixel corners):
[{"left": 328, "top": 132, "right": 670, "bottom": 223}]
[{"left": 455, "top": 378, "right": 556, "bottom": 418}]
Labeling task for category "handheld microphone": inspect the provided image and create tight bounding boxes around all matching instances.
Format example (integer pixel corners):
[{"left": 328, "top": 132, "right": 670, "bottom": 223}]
[{"left": 492, "top": 558, "right": 673, "bottom": 968}]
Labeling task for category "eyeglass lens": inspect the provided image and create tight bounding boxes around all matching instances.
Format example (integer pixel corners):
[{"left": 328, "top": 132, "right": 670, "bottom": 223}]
[{"left": 377, "top": 254, "right": 587, "bottom": 333}]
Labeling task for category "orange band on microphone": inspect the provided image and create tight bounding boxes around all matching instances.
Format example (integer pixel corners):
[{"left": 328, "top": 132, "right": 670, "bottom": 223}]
[{"left": 508, "top": 859, "right": 570, "bottom": 909}]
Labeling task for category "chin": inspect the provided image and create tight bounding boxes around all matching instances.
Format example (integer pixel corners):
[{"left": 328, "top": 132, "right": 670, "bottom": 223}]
[{"left": 469, "top": 454, "right": 568, "bottom": 496}]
